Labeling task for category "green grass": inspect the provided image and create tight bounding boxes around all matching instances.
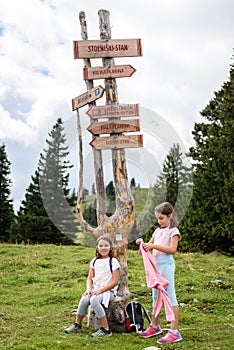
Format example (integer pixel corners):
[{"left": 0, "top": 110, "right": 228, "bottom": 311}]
[{"left": 0, "top": 244, "right": 233, "bottom": 350}]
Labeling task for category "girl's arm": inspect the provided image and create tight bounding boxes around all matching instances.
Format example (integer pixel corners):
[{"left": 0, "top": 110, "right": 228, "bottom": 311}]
[
  {"left": 91, "top": 268, "right": 120, "bottom": 295},
  {"left": 143, "top": 235, "right": 179, "bottom": 254},
  {"left": 84, "top": 267, "right": 94, "bottom": 295}
]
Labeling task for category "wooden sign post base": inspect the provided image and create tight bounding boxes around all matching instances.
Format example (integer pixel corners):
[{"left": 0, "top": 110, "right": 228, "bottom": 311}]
[{"left": 87, "top": 297, "right": 126, "bottom": 333}]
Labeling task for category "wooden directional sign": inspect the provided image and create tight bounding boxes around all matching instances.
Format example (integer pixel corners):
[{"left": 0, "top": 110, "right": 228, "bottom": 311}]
[
  {"left": 73, "top": 39, "right": 142, "bottom": 59},
  {"left": 86, "top": 104, "right": 139, "bottom": 119},
  {"left": 72, "top": 85, "right": 105, "bottom": 110},
  {"left": 90, "top": 135, "right": 143, "bottom": 150},
  {"left": 83, "top": 65, "right": 136, "bottom": 80},
  {"left": 87, "top": 119, "right": 140, "bottom": 135}
]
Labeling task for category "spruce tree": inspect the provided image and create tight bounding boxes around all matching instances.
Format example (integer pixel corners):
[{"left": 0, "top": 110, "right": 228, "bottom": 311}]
[
  {"left": 0, "top": 143, "right": 14, "bottom": 242},
  {"left": 186, "top": 62, "right": 234, "bottom": 254},
  {"left": 137, "top": 143, "right": 192, "bottom": 242},
  {"left": 130, "top": 178, "right": 136, "bottom": 190},
  {"left": 105, "top": 180, "right": 116, "bottom": 216},
  {"left": 10, "top": 118, "right": 80, "bottom": 244}
]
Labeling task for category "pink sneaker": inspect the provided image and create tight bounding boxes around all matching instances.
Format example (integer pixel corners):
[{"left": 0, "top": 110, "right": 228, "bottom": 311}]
[
  {"left": 139, "top": 324, "right": 162, "bottom": 338},
  {"left": 157, "top": 330, "right": 182, "bottom": 344}
]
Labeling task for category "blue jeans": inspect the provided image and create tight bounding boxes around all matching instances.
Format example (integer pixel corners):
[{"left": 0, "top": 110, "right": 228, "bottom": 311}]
[
  {"left": 152, "top": 254, "right": 178, "bottom": 307},
  {"left": 77, "top": 291, "right": 115, "bottom": 319}
]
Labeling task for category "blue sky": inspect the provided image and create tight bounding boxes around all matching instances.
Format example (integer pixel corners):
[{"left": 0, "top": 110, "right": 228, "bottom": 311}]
[{"left": 0, "top": 0, "right": 233, "bottom": 211}]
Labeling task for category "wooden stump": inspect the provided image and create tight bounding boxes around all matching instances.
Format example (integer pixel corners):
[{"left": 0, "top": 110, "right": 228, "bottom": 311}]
[{"left": 87, "top": 296, "right": 126, "bottom": 333}]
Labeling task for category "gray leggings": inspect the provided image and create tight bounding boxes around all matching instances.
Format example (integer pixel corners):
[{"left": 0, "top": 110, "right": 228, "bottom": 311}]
[{"left": 77, "top": 292, "right": 115, "bottom": 319}]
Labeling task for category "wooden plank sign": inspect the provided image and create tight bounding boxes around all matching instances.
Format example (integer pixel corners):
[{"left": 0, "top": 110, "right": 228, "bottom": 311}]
[
  {"left": 83, "top": 65, "right": 136, "bottom": 80},
  {"left": 86, "top": 104, "right": 139, "bottom": 119},
  {"left": 73, "top": 39, "right": 142, "bottom": 59},
  {"left": 72, "top": 85, "right": 105, "bottom": 110},
  {"left": 90, "top": 134, "right": 143, "bottom": 150},
  {"left": 87, "top": 119, "right": 140, "bottom": 135}
]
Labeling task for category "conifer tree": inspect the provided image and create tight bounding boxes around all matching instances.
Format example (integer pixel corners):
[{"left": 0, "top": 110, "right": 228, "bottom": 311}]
[
  {"left": 130, "top": 178, "right": 136, "bottom": 190},
  {"left": 137, "top": 143, "right": 192, "bottom": 243},
  {"left": 0, "top": 143, "right": 14, "bottom": 242},
  {"left": 105, "top": 180, "right": 116, "bottom": 216},
  {"left": 185, "top": 62, "right": 234, "bottom": 254},
  {"left": 10, "top": 118, "right": 80, "bottom": 244}
]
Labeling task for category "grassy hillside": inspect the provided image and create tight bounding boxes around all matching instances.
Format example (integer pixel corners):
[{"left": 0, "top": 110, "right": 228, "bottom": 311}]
[{"left": 0, "top": 244, "right": 233, "bottom": 349}]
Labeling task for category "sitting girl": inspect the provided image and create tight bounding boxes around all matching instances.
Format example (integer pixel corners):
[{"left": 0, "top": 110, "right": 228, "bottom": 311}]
[{"left": 65, "top": 236, "right": 120, "bottom": 337}]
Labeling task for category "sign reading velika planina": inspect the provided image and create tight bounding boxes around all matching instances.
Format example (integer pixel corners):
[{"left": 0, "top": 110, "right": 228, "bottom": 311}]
[
  {"left": 72, "top": 85, "right": 105, "bottom": 110},
  {"left": 83, "top": 64, "right": 136, "bottom": 80},
  {"left": 90, "top": 134, "right": 143, "bottom": 150},
  {"left": 87, "top": 119, "right": 140, "bottom": 135},
  {"left": 86, "top": 104, "right": 139, "bottom": 119},
  {"left": 73, "top": 39, "right": 142, "bottom": 59}
]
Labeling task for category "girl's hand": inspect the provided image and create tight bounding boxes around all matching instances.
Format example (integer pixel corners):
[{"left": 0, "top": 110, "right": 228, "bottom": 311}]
[
  {"left": 84, "top": 289, "right": 92, "bottom": 296},
  {"left": 142, "top": 243, "right": 153, "bottom": 251},
  {"left": 91, "top": 289, "right": 101, "bottom": 296},
  {"left": 136, "top": 238, "right": 143, "bottom": 245}
]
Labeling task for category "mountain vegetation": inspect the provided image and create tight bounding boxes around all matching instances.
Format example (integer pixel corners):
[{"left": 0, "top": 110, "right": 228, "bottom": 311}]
[{"left": 0, "top": 62, "right": 233, "bottom": 255}]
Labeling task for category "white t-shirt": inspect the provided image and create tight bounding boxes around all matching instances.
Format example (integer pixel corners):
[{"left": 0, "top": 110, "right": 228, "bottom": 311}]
[
  {"left": 90, "top": 257, "right": 120, "bottom": 293},
  {"left": 152, "top": 226, "right": 181, "bottom": 257}
]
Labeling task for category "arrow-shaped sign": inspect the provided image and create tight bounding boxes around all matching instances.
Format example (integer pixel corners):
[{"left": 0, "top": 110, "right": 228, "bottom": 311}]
[
  {"left": 87, "top": 119, "right": 140, "bottom": 135},
  {"left": 72, "top": 85, "right": 105, "bottom": 110},
  {"left": 90, "top": 135, "right": 143, "bottom": 150},
  {"left": 86, "top": 104, "right": 139, "bottom": 119},
  {"left": 83, "top": 65, "right": 136, "bottom": 80}
]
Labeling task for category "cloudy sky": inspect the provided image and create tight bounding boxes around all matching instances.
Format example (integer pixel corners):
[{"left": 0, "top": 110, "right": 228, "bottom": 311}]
[{"left": 0, "top": 0, "right": 233, "bottom": 212}]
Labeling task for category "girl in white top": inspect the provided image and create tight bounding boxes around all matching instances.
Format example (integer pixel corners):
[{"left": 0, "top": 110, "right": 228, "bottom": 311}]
[
  {"left": 136, "top": 202, "right": 182, "bottom": 344},
  {"left": 65, "top": 236, "right": 120, "bottom": 337}
]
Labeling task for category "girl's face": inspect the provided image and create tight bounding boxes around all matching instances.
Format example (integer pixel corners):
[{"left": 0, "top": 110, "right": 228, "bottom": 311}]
[
  {"left": 97, "top": 239, "right": 111, "bottom": 258},
  {"left": 156, "top": 212, "right": 171, "bottom": 228}
]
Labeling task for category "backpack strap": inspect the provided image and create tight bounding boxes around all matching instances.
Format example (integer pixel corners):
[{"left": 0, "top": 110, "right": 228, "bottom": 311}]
[
  {"left": 141, "top": 304, "right": 152, "bottom": 324},
  {"left": 92, "top": 257, "right": 97, "bottom": 267},
  {"left": 109, "top": 256, "right": 113, "bottom": 273}
]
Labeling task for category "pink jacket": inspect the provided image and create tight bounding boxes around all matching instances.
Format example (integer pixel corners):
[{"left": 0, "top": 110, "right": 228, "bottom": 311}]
[{"left": 139, "top": 242, "right": 175, "bottom": 321}]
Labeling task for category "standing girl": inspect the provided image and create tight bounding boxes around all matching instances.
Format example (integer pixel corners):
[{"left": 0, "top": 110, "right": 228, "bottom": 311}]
[
  {"left": 65, "top": 236, "right": 120, "bottom": 337},
  {"left": 136, "top": 202, "right": 182, "bottom": 344}
]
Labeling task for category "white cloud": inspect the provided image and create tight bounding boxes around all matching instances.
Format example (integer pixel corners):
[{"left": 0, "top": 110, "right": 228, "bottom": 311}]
[{"left": 0, "top": 105, "right": 37, "bottom": 145}]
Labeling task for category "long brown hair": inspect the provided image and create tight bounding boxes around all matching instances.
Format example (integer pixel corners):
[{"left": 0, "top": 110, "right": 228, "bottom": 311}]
[
  {"left": 155, "top": 202, "right": 178, "bottom": 228},
  {"left": 95, "top": 236, "right": 114, "bottom": 258}
]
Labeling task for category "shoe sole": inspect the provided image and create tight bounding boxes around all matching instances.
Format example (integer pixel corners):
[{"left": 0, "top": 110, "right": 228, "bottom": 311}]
[
  {"left": 157, "top": 337, "right": 182, "bottom": 344},
  {"left": 140, "top": 331, "right": 163, "bottom": 338},
  {"left": 65, "top": 329, "right": 82, "bottom": 334},
  {"left": 92, "top": 333, "right": 112, "bottom": 338}
]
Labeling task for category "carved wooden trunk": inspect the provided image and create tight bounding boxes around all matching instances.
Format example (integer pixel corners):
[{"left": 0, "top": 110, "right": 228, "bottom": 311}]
[{"left": 87, "top": 297, "right": 127, "bottom": 333}]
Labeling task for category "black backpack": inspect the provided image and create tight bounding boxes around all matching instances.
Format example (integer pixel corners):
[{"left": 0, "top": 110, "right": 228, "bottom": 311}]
[{"left": 125, "top": 301, "right": 151, "bottom": 333}]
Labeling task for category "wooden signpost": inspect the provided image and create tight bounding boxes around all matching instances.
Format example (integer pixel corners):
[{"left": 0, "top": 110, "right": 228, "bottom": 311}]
[
  {"left": 73, "top": 38, "right": 142, "bottom": 59},
  {"left": 90, "top": 134, "right": 143, "bottom": 150},
  {"left": 74, "top": 11, "right": 143, "bottom": 327},
  {"left": 83, "top": 64, "right": 136, "bottom": 80},
  {"left": 87, "top": 119, "right": 140, "bottom": 135},
  {"left": 86, "top": 104, "right": 139, "bottom": 119},
  {"left": 72, "top": 85, "right": 105, "bottom": 110}
]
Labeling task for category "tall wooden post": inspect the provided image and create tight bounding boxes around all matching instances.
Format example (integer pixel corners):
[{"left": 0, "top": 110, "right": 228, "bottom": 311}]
[
  {"left": 97, "top": 9, "right": 134, "bottom": 300},
  {"left": 78, "top": 11, "right": 106, "bottom": 226},
  {"left": 74, "top": 12, "right": 143, "bottom": 327}
]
